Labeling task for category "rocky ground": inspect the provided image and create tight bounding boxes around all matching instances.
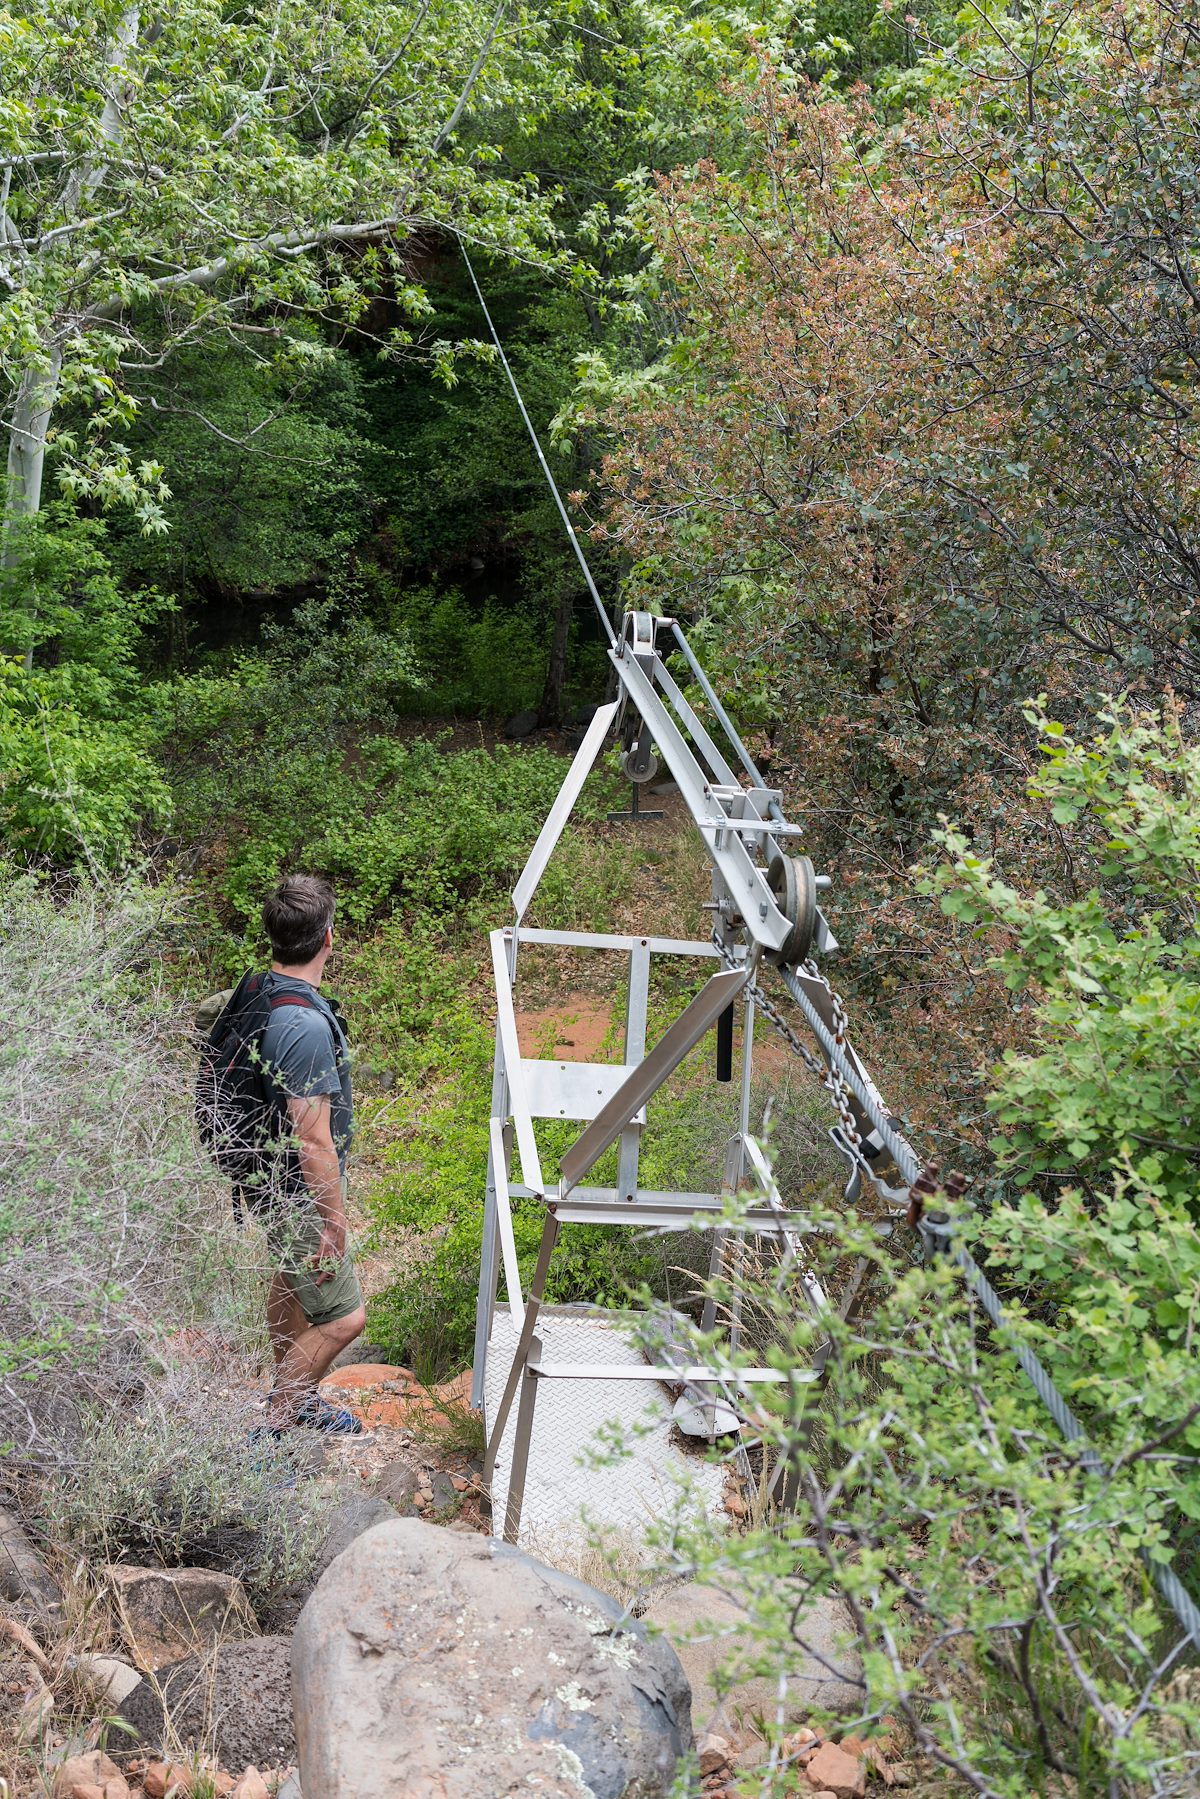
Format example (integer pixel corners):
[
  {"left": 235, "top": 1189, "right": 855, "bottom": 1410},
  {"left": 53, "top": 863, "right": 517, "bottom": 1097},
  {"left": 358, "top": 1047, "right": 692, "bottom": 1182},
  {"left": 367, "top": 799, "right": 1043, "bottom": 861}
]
[{"left": 3, "top": 1352, "right": 911, "bottom": 1797}]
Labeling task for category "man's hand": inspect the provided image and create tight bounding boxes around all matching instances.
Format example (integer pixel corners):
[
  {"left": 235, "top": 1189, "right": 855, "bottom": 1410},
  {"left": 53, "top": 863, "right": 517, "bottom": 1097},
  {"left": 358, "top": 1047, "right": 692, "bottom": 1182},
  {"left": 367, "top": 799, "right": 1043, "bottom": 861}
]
[
  {"left": 308, "top": 1219, "right": 347, "bottom": 1284},
  {"left": 287, "top": 1093, "right": 346, "bottom": 1284}
]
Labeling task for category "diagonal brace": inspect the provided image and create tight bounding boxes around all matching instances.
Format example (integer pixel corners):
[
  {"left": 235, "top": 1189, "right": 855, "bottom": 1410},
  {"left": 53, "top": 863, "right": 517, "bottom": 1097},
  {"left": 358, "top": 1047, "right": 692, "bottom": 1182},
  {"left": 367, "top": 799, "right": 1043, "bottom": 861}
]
[{"left": 559, "top": 966, "right": 750, "bottom": 1195}]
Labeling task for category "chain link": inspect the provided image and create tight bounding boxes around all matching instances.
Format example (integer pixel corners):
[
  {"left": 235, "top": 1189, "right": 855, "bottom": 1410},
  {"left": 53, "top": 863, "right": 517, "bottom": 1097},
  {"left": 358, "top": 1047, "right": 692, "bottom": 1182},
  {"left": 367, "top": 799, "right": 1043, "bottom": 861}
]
[{"left": 710, "top": 931, "right": 869, "bottom": 1166}]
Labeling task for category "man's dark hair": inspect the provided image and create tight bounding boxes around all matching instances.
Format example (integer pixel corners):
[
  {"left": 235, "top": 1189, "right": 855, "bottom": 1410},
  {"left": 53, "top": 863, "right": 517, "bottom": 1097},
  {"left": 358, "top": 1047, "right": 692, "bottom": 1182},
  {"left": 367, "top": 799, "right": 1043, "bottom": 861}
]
[{"left": 263, "top": 874, "right": 336, "bottom": 964}]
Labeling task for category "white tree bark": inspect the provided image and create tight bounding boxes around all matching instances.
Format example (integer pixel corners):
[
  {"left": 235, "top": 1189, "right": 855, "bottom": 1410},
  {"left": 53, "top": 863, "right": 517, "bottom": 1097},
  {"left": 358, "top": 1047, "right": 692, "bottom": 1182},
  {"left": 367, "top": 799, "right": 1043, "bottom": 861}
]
[
  {"left": 4, "top": 7, "right": 139, "bottom": 666},
  {"left": 3, "top": 343, "right": 64, "bottom": 669}
]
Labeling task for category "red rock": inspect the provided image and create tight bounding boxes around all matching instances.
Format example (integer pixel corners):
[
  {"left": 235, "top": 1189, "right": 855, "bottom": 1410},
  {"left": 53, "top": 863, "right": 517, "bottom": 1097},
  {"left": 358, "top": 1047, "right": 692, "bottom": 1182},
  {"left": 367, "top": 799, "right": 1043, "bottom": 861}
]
[
  {"left": 231, "top": 1770, "right": 270, "bottom": 1799},
  {"left": 142, "top": 1764, "right": 192, "bottom": 1798},
  {"left": 320, "top": 1362, "right": 416, "bottom": 1390},
  {"left": 69, "top": 1784, "right": 106, "bottom": 1799},
  {"left": 53, "top": 1755, "right": 123, "bottom": 1799},
  {"left": 699, "top": 1731, "right": 732, "bottom": 1775},
  {"left": 841, "top": 1737, "right": 894, "bottom": 1784},
  {"left": 806, "top": 1743, "right": 866, "bottom": 1797}
]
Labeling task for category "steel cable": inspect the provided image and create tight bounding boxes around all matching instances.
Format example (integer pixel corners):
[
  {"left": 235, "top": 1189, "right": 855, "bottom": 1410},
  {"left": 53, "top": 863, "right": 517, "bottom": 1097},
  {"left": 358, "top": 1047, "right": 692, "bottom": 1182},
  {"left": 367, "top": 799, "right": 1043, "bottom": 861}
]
[
  {"left": 459, "top": 242, "right": 616, "bottom": 646},
  {"left": 467, "top": 246, "right": 1200, "bottom": 1651}
]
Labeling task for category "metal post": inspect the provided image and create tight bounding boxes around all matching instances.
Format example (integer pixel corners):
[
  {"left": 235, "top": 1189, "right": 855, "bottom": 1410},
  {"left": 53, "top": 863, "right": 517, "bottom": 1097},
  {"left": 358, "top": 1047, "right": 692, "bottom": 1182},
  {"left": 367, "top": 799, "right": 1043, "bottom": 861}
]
[
  {"left": 504, "top": 1335, "right": 542, "bottom": 1543},
  {"left": 616, "top": 940, "right": 651, "bottom": 1203},
  {"left": 482, "top": 1213, "right": 560, "bottom": 1489},
  {"left": 472, "top": 994, "right": 512, "bottom": 1409}
]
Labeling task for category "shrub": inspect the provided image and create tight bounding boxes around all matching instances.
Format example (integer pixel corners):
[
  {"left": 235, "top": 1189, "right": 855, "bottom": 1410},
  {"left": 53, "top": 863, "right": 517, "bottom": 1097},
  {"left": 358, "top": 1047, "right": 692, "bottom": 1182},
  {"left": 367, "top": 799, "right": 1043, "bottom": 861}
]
[
  {"left": 0, "top": 868, "right": 225, "bottom": 1463},
  {"left": 39, "top": 1364, "right": 326, "bottom": 1606},
  {"left": 156, "top": 604, "right": 619, "bottom": 937},
  {"left": 633, "top": 699, "right": 1200, "bottom": 1796},
  {"left": 0, "top": 507, "right": 171, "bottom": 864}
]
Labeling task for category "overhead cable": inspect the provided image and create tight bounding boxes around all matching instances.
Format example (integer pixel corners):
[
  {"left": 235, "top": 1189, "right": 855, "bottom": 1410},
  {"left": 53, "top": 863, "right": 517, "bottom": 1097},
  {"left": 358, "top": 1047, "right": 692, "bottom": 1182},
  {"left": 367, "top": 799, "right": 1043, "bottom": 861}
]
[{"left": 459, "top": 240, "right": 616, "bottom": 646}]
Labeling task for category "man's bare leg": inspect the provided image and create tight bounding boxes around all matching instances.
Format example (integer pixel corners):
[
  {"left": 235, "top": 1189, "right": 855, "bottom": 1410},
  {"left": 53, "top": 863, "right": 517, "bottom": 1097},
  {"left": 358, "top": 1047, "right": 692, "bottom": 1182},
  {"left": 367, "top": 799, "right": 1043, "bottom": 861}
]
[
  {"left": 267, "top": 1270, "right": 307, "bottom": 1370},
  {"left": 267, "top": 1301, "right": 366, "bottom": 1430}
]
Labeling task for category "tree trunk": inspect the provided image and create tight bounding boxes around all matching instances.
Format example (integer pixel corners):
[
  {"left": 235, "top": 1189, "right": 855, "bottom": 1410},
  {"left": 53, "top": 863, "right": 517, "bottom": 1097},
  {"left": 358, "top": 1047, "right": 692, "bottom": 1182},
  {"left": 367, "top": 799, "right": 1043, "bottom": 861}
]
[
  {"left": 538, "top": 587, "right": 574, "bottom": 726},
  {"left": 3, "top": 344, "right": 64, "bottom": 670},
  {"left": 2, "top": 7, "right": 136, "bottom": 668}
]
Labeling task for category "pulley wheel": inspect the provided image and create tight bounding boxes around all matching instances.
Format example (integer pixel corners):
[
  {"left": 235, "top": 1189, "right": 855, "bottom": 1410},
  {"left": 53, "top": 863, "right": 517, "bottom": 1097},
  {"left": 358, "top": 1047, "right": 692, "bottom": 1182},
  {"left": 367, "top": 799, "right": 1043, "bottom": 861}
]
[
  {"left": 620, "top": 744, "right": 659, "bottom": 784},
  {"left": 766, "top": 849, "right": 817, "bottom": 967}
]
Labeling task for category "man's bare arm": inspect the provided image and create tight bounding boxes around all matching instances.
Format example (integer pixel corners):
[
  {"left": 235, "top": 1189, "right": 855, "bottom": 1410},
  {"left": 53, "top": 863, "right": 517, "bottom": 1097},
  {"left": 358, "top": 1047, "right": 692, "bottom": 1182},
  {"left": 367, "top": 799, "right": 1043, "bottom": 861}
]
[{"left": 287, "top": 1093, "right": 345, "bottom": 1275}]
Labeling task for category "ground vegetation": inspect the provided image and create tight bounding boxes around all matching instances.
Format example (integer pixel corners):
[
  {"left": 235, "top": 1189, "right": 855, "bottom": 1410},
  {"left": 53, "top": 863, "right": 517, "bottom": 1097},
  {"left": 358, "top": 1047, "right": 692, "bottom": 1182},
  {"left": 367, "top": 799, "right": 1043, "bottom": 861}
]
[{"left": 3, "top": 0, "right": 1200, "bottom": 1792}]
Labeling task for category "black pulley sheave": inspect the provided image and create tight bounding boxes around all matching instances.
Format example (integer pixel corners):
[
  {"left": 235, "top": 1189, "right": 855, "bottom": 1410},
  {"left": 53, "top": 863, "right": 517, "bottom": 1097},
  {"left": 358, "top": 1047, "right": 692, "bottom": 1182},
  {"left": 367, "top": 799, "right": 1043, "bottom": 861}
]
[{"left": 766, "top": 849, "right": 817, "bottom": 967}]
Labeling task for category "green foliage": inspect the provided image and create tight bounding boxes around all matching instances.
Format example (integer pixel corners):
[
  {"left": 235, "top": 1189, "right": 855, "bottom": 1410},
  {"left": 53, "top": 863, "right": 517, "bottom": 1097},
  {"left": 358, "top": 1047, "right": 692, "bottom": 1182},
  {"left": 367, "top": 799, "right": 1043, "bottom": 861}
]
[
  {"left": 41, "top": 1374, "right": 327, "bottom": 1604},
  {"left": 641, "top": 1166, "right": 1200, "bottom": 1795},
  {"left": 1, "top": 0, "right": 564, "bottom": 534},
  {"left": 930, "top": 699, "right": 1200, "bottom": 1213},
  {"left": 639, "top": 700, "right": 1200, "bottom": 1795},
  {"left": 109, "top": 343, "right": 371, "bottom": 603},
  {"left": 0, "top": 508, "right": 170, "bottom": 862},
  {"left": 370, "top": 584, "right": 550, "bottom": 717},
  {"left": 926, "top": 698, "right": 1200, "bottom": 1501},
  {"left": 159, "top": 615, "right": 614, "bottom": 938}
]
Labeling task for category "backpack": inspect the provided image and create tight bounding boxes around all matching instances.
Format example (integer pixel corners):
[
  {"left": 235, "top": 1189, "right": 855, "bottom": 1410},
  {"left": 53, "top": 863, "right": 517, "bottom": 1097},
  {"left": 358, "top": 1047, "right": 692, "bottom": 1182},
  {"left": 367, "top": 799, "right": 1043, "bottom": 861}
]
[{"left": 195, "top": 971, "right": 325, "bottom": 1187}]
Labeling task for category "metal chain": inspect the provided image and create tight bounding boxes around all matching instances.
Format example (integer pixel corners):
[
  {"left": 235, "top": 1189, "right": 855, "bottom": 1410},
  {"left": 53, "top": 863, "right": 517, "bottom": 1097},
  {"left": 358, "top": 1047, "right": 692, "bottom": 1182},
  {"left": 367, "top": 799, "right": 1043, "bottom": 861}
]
[
  {"left": 713, "top": 927, "right": 1200, "bottom": 1651},
  {"left": 710, "top": 930, "right": 870, "bottom": 1166}
]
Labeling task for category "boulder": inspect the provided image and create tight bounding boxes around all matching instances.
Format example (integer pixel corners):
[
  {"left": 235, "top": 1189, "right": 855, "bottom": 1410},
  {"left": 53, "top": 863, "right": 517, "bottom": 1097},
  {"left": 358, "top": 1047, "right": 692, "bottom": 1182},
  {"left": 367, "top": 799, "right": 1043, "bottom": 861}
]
[
  {"left": 311, "top": 1493, "right": 397, "bottom": 1581},
  {"left": 108, "top": 1565, "right": 256, "bottom": 1669},
  {"left": 804, "top": 1742, "right": 866, "bottom": 1797},
  {"left": 644, "top": 1580, "right": 863, "bottom": 1740},
  {"left": 292, "top": 1517, "right": 692, "bottom": 1797},
  {"left": 505, "top": 708, "right": 540, "bottom": 739},
  {"left": 0, "top": 1506, "right": 61, "bottom": 1615},
  {"left": 116, "top": 1636, "right": 295, "bottom": 1771}
]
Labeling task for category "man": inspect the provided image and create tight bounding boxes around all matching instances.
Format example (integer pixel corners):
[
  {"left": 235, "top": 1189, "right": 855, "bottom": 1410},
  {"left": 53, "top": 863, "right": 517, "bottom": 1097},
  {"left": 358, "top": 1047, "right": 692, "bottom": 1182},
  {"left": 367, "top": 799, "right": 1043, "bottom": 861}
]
[{"left": 255, "top": 873, "right": 366, "bottom": 1437}]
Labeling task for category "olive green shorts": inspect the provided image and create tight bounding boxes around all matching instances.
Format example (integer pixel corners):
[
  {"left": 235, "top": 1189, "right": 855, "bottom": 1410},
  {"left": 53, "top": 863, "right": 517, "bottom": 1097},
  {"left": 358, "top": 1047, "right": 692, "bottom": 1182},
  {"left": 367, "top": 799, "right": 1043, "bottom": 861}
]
[{"left": 267, "top": 1200, "right": 364, "bottom": 1329}]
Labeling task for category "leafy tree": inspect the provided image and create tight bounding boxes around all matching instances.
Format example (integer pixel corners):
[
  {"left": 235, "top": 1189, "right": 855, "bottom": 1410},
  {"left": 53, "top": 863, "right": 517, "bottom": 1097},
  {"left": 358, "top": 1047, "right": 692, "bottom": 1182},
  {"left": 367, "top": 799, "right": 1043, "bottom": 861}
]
[
  {"left": 570, "top": 2, "right": 1200, "bottom": 1150},
  {"left": 107, "top": 338, "right": 371, "bottom": 623},
  {"left": 0, "top": 0, "right": 566, "bottom": 661},
  {"left": 0, "top": 507, "right": 169, "bottom": 859}
]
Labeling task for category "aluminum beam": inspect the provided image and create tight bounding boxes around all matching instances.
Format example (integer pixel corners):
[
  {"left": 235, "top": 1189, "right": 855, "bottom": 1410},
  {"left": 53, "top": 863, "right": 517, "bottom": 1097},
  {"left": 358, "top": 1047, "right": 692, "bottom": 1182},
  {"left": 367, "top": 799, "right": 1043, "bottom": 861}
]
[
  {"left": 490, "top": 1117, "right": 526, "bottom": 1329},
  {"left": 490, "top": 929, "right": 544, "bottom": 1197},
  {"left": 610, "top": 646, "right": 792, "bottom": 954},
  {"left": 517, "top": 928, "right": 721, "bottom": 957},
  {"left": 617, "top": 939, "right": 651, "bottom": 1202},
  {"left": 529, "top": 1363, "right": 806, "bottom": 1384},
  {"left": 512, "top": 701, "right": 618, "bottom": 921},
  {"left": 559, "top": 966, "right": 750, "bottom": 1195}
]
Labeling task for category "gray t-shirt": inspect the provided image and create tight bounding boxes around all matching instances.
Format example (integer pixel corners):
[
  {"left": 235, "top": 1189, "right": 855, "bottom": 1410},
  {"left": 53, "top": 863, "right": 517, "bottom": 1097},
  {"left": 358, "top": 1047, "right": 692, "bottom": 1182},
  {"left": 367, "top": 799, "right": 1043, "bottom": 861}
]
[{"left": 259, "top": 974, "right": 352, "bottom": 1185}]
